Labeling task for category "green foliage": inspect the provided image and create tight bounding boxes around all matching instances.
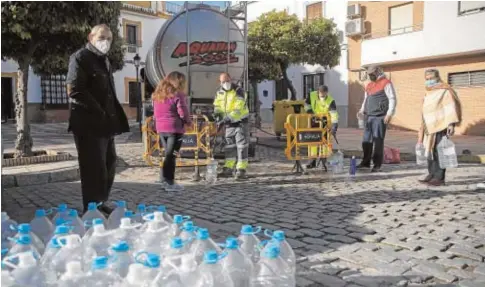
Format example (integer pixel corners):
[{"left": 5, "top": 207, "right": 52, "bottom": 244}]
[
  {"left": 248, "top": 10, "right": 341, "bottom": 99},
  {"left": 1, "top": 1, "right": 125, "bottom": 74}
]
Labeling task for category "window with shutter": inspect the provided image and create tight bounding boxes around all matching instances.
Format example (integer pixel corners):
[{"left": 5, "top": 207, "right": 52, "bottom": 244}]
[
  {"left": 306, "top": 2, "right": 323, "bottom": 23},
  {"left": 389, "top": 3, "right": 413, "bottom": 35},
  {"left": 303, "top": 73, "right": 324, "bottom": 98},
  {"left": 448, "top": 70, "right": 485, "bottom": 87}
]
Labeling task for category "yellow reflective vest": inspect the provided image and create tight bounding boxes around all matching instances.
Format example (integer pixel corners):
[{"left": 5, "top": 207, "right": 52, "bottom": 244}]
[
  {"left": 213, "top": 84, "right": 249, "bottom": 123},
  {"left": 305, "top": 91, "right": 339, "bottom": 124}
]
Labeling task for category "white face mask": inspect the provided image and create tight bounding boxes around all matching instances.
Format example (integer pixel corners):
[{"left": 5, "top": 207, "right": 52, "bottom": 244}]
[
  {"left": 222, "top": 82, "right": 232, "bottom": 91},
  {"left": 94, "top": 40, "right": 111, "bottom": 54}
]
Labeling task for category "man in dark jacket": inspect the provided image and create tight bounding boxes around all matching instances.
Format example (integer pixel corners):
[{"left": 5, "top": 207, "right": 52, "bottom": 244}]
[{"left": 66, "top": 24, "right": 130, "bottom": 215}]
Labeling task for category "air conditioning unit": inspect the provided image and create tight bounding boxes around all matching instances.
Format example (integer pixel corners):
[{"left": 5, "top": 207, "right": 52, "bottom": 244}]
[
  {"left": 347, "top": 4, "right": 361, "bottom": 18},
  {"left": 345, "top": 18, "right": 364, "bottom": 36}
]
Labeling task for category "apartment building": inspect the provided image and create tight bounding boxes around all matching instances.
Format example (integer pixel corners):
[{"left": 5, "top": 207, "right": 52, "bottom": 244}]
[
  {"left": 1, "top": 1, "right": 176, "bottom": 123},
  {"left": 346, "top": 1, "right": 485, "bottom": 135},
  {"left": 246, "top": 1, "right": 350, "bottom": 127}
]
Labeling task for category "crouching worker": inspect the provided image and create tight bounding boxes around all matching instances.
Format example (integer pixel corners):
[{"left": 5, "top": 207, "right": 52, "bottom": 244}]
[
  {"left": 305, "top": 85, "right": 339, "bottom": 169},
  {"left": 213, "top": 73, "right": 250, "bottom": 180}
]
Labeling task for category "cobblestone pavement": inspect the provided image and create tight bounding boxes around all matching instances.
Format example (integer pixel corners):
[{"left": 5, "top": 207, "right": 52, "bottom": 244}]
[{"left": 3, "top": 140, "right": 485, "bottom": 286}]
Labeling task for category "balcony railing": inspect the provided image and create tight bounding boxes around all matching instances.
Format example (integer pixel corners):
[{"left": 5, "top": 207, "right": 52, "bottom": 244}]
[
  {"left": 362, "top": 23, "right": 424, "bottom": 41},
  {"left": 122, "top": 3, "right": 157, "bottom": 15}
]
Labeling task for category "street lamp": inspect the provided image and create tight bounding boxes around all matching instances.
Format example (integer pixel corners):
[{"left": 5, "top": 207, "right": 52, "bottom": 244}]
[{"left": 133, "top": 53, "right": 141, "bottom": 131}]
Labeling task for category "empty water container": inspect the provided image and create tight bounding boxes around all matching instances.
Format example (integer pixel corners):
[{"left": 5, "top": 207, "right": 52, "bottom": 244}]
[
  {"left": 30, "top": 209, "right": 54, "bottom": 245},
  {"left": 415, "top": 143, "right": 427, "bottom": 166},
  {"left": 437, "top": 137, "right": 458, "bottom": 169}
]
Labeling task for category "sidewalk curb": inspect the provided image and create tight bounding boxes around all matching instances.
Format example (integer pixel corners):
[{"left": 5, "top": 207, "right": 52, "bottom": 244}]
[{"left": 1, "top": 166, "right": 80, "bottom": 188}]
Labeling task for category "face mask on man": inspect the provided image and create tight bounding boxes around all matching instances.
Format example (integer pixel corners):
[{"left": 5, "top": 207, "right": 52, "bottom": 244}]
[
  {"left": 425, "top": 79, "right": 438, "bottom": 87},
  {"left": 319, "top": 93, "right": 327, "bottom": 99},
  {"left": 94, "top": 40, "right": 111, "bottom": 55},
  {"left": 222, "top": 82, "right": 231, "bottom": 91}
]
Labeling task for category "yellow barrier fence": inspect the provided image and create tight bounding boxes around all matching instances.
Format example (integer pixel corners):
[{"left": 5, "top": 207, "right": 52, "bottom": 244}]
[
  {"left": 284, "top": 113, "right": 333, "bottom": 173},
  {"left": 142, "top": 115, "right": 214, "bottom": 172}
]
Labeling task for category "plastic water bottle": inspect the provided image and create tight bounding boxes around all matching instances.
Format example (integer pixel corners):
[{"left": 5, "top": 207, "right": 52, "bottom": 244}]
[
  {"left": 133, "top": 204, "right": 147, "bottom": 224},
  {"left": 67, "top": 209, "right": 86, "bottom": 237},
  {"left": 52, "top": 203, "right": 70, "bottom": 223},
  {"left": 179, "top": 221, "right": 197, "bottom": 246},
  {"left": 349, "top": 156, "right": 357, "bottom": 177},
  {"left": 14, "top": 224, "right": 45, "bottom": 254},
  {"left": 81, "top": 202, "right": 107, "bottom": 229},
  {"left": 437, "top": 137, "right": 458, "bottom": 169},
  {"left": 1, "top": 269, "right": 20, "bottom": 287},
  {"left": 198, "top": 250, "right": 234, "bottom": 287},
  {"left": 135, "top": 220, "right": 169, "bottom": 255},
  {"left": 329, "top": 150, "right": 344, "bottom": 174},
  {"left": 149, "top": 205, "right": 173, "bottom": 223},
  {"left": 140, "top": 211, "right": 170, "bottom": 233},
  {"left": 7, "top": 235, "right": 41, "bottom": 261},
  {"left": 83, "top": 221, "right": 115, "bottom": 257},
  {"left": 58, "top": 261, "right": 85, "bottom": 287},
  {"left": 119, "top": 263, "right": 148, "bottom": 287},
  {"left": 40, "top": 226, "right": 70, "bottom": 267},
  {"left": 252, "top": 245, "right": 295, "bottom": 287},
  {"left": 153, "top": 253, "right": 199, "bottom": 287},
  {"left": 82, "top": 218, "right": 105, "bottom": 243},
  {"left": 206, "top": 158, "right": 218, "bottom": 184},
  {"left": 261, "top": 230, "right": 296, "bottom": 273},
  {"left": 113, "top": 217, "right": 142, "bottom": 247},
  {"left": 415, "top": 143, "right": 427, "bottom": 165},
  {"left": 3, "top": 251, "right": 48, "bottom": 287},
  {"left": 168, "top": 215, "right": 189, "bottom": 237},
  {"left": 135, "top": 253, "right": 162, "bottom": 283},
  {"left": 52, "top": 234, "right": 96, "bottom": 276},
  {"left": 190, "top": 228, "right": 221, "bottom": 265},
  {"left": 238, "top": 225, "right": 261, "bottom": 264},
  {"left": 109, "top": 241, "right": 133, "bottom": 278},
  {"left": 221, "top": 237, "right": 254, "bottom": 287},
  {"left": 81, "top": 256, "right": 122, "bottom": 287},
  {"left": 1, "top": 212, "right": 18, "bottom": 248},
  {"left": 107, "top": 201, "right": 127, "bottom": 230},
  {"left": 29, "top": 209, "right": 54, "bottom": 244}
]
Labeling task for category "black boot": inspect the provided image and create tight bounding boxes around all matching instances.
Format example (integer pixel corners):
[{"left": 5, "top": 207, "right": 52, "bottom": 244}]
[
  {"left": 306, "top": 160, "right": 317, "bottom": 169},
  {"left": 358, "top": 142, "right": 373, "bottom": 168}
]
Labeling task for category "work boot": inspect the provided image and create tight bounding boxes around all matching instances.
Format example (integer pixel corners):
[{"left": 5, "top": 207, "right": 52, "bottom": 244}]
[
  {"left": 218, "top": 167, "right": 233, "bottom": 178},
  {"left": 357, "top": 162, "right": 371, "bottom": 169},
  {"left": 371, "top": 166, "right": 382, "bottom": 173},
  {"left": 306, "top": 160, "right": 317, "bottom": 169},
  {"left": 235, "top": 169, "right": 248, "bottom": 180},
  {"left": 99, "top": 203, "right": 114, "bottom": 217},
  {"left": 418, "top": 174, "right": 433, "bottom": 184}
]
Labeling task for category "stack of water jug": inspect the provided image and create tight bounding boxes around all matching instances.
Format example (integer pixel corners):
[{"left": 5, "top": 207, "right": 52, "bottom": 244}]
[{"left": 1, "top": 201, "right": 296, "bottom": 287}]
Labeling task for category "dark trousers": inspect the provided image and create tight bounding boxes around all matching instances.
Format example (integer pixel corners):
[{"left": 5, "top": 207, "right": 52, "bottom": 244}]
[
  {"left": 362, "top": 115, "right": 387, "bottom": 168},
  {"left": 74, "top": 134, "right": 117, "bottom": 210},
  {"left": 428, "top": 130, "right": 447, "bottom": 181},
  {"left": 159, "top": 133, "right": 183, "bottom": 184}
]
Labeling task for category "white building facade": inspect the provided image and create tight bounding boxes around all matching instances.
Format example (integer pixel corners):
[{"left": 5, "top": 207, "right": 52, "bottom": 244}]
[{"left": 246, "top": 0, "right": 349, "bottom": 127}]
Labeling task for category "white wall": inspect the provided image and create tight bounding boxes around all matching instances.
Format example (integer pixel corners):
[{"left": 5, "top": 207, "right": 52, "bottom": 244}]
[
  {"left": 1, "top": 60, "right": 42, "bottom": 103},
  {"left": 246, "top": 0, "right": 349, "bottom": 126},
  {"left": 113, "top": 11, "right": 167, "bottom": 103},
  {"left": 361, "top": 1, "right": 485, "bottom": 66}
]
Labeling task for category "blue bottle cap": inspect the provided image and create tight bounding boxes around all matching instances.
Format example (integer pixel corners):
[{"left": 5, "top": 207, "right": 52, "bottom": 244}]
[
  {"left": 92, "top": 256, "right": 108, "bottom": 269},
  {"left": 145, "top": 254, "right": 160, "bottom": 268},
  {"left": 54, "top": 225, "right": 70, "bottom": 235},
  {"left": 112, "top": 241, "right": 130, "bottom": 252},
  {"left": 17, "top": 235, "right": 31, "bottom": 245},
  {"left": 173, "top": 215, "right": 183, "bottom": 224},
  {"left": 197, "top": 228, "right": 209, "bottom": 240},
  {"left": 18, "top": 224, "right": 31, "bottom": 234},
  {"left": 183, "top": 221, "right": 194, "bottom": 231},
  {"left": 35, "top": 209, "right": 46, "bottom": 218},
  {"left": 226, "top": 237, "right": 239, "bottom": 249},
  {"left": 137, "top": 204, "right": 146, "bottom": 212},
  {"left": 87, "top": 202, "right": 98, "bottom": 211},
  {"left": 58, "top": 204, "right": 68, "bottom": 212},
  {"left": 273, "top": 230, "right": 285, "bottom": 241},
  {"left": 241, "top": 225, "right": 253, "bottom": 235},
  {"left": 68, "top": 209, "right": 78, "bottom": 217},
  {"left": 117, "top": 201, "right": 126, "bottom": 208},
  {"left": 93, "top": 218, "right": 103, "bottom": 225},
  {"left": 54, "top": 218, "right": 68, "bottom": 226},
  {"left": 203, "top": 250, "right": 219, "bottom": 264},
  {"left": 170, "top": 237, "right": 184, "bottom": 249},
  {"left": 124, "top": 210, "right": 134, "bottom": 218},
  {"left": 264, "top": 245, "right": 280, "bottom": 259},
  {"left": 157, "top": 205, "right": 167, "bottom": 212}
]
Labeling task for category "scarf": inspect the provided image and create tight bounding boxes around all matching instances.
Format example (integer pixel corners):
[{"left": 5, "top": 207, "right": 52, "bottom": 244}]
[
  {"left": 422, "top": 83, "right": 461, "bottom": 159},
  {"left": 86, "top": 43, "right": 111, "bottom": 71}
]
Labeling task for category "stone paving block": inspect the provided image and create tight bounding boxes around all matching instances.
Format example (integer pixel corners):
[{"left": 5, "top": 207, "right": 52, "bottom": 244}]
[
  {"left": 308, "top": 264, "right": 346, "bottom": 276},
  {"left": 435, "top": 258, "right": 468, "bottom": 269},
  {"left": 459, "top": 279, "right": 485, "bottom": 287},
  {"left": 446, "top": 246, "right": 484, "bottom": 262},
  {"left": 305, "top": 253, "right": 339, "bottom": 264},
  {"left": 297, "top": 228, "right": 325, "bottom": 237},
  {"left": 15, "top": 172, "right": 51, "bottom": 186},
  {"left": 474, "top": 265, "right": 485, "bottom": 276},
  {"left": 306, "top": 244, "right": 334, "bottom": 253},
  {"left": 382, "top": 236, "right": 422, "bottom": 251},
  {"left": 447, "top": 268, "right": 475, "bottom": 279},
  {"left": 301, "top": 237, "right": 330, "bottom": 246},
  {"left": 361, "top": 234, "right": 385, "bottom": 243},
  {"left": 295, "top": 276, "right": 315, "bottom": 287},
  {"left": 412, "top": 261, "right": 458, "bottom": 283},
  {"left": 323, "top": 234, "right": 356, "bottom": 244},
  {"left": 286, "top": 238, "right": 306, "bottom": 249},
  {"left": 322, "top": 227, "right": 348, "bottom": 236},
  {"left": 303, "top": 272, "right": 347, "bottom": 287}
]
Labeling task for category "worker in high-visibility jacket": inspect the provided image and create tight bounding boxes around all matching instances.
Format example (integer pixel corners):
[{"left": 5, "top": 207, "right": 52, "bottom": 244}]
[
  {"left": 213, "top": 72, "right": 250, "bottom": 180},
  {"left": 304, "top": 85, "right": 339, "bottom": 169}
]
